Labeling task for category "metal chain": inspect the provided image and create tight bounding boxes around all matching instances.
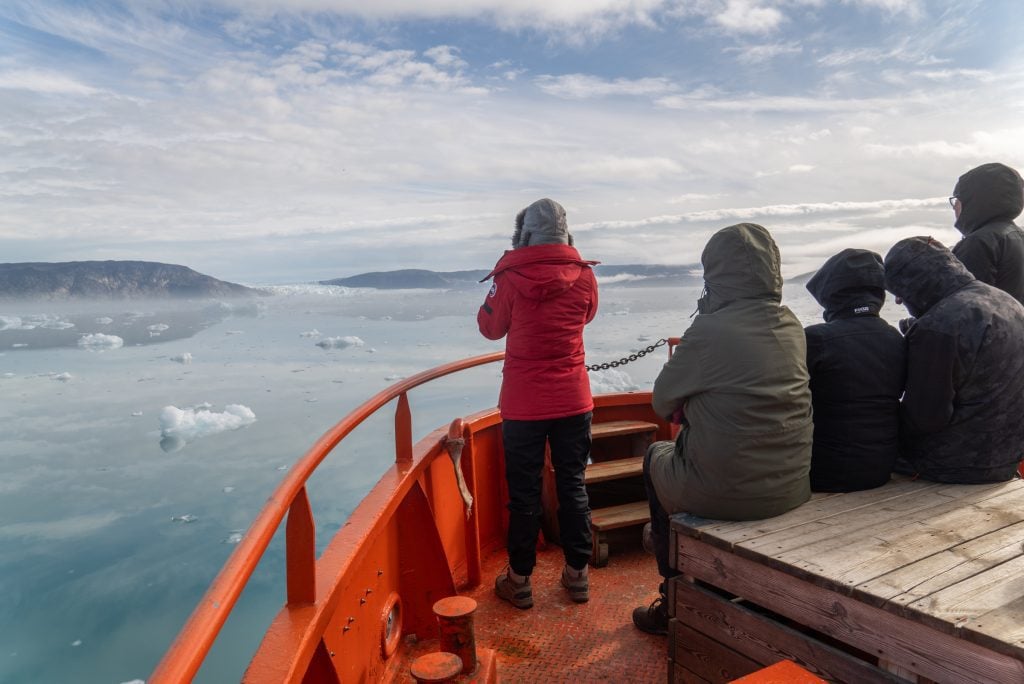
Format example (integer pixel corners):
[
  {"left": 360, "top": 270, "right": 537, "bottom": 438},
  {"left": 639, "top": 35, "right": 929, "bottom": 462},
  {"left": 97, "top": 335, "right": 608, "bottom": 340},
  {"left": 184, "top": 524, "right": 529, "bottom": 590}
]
[{"left": 585, "top": 338, "right": 667, "bottom": 372}]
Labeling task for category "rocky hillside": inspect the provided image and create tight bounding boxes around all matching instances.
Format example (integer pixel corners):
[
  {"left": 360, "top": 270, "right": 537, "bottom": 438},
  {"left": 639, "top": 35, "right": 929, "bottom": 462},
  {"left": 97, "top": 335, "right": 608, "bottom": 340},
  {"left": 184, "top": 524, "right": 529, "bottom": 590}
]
[{"left": 0, "top": 261, "right": 258, "bottom": 299}]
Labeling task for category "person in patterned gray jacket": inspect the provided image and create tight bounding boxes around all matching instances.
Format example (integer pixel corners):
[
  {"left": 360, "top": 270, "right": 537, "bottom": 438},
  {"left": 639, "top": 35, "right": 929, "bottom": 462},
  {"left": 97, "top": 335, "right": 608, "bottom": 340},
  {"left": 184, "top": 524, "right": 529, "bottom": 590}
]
[{"left": 884, "top": 236, "right": 1024, "bottom": 483}]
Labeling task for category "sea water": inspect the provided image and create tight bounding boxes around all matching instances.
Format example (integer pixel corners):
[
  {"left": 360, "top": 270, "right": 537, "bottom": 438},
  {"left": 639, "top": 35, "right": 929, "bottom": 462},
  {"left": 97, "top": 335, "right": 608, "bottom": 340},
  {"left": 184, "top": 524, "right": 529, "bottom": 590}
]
[{"left": 0, "top": 282, "right": 900, "bottom": 683}]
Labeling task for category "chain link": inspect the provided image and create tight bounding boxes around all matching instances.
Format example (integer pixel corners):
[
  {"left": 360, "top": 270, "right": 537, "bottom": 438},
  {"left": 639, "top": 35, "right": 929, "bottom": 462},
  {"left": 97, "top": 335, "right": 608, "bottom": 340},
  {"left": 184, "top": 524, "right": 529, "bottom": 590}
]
[{"left": 585, "top": 338, "right": 667, "bottom": 372}]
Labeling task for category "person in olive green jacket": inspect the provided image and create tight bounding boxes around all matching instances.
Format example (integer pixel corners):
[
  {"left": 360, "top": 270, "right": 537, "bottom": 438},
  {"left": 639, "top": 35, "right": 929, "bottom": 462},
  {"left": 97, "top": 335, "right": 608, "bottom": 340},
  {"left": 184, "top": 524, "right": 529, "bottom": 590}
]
[{"left": 633, "top": 222, "right": 813, "bottom": 635}]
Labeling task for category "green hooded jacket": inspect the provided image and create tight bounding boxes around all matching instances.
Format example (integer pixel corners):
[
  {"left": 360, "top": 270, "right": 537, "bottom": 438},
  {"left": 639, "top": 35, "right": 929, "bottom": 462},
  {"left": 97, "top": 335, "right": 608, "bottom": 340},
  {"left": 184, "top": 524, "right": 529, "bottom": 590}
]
[{"left": 650, "top": 223, "right": 813, "bottom": 519}]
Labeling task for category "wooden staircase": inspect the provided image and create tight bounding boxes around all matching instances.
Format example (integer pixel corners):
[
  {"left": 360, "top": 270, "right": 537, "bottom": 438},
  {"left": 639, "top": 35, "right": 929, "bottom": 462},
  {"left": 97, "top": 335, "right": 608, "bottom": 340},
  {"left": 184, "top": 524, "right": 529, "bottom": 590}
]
[{"left": 541, "top": 419, "right": 660, "bottom": 567}]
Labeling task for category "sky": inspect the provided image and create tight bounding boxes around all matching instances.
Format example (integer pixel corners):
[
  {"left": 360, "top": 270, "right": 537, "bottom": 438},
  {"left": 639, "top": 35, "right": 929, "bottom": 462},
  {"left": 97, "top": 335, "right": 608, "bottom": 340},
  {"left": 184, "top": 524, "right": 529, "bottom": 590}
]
[{"left": 1, "top": 0, "right": 1023, "bottom": 284}]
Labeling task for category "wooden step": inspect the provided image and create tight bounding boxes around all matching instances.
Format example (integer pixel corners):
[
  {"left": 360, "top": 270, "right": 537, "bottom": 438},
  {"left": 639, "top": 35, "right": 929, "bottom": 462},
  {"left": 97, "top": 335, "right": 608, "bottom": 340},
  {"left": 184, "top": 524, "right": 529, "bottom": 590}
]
[
  {"left": 590, "top": 500, "right": 650, "bottom": 567},
  {"left": 591, "top": 420, "right": 658, "bottom": 440},
  {"left": 585, "top": 456, "right": 643, "bottom": 485},
  {"left": 591, "top": 500, "right": 650, "bottom": 531}
]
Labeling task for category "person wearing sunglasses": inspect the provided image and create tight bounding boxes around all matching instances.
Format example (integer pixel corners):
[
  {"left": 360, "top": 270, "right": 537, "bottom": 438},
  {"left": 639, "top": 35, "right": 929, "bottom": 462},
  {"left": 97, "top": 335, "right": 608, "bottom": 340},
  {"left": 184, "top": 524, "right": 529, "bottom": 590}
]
[{"left": 949, "top": 162, "right": 1024, "bottom": 305}]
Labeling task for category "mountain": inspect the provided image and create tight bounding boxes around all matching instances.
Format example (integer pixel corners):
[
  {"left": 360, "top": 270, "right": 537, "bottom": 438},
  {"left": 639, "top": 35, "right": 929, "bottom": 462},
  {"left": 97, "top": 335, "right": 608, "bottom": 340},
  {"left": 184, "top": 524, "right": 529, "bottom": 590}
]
[
  {"left": 321, "top": 269, "right": 490, "bottom": 289},
  {"left": 321, "top": 264, "right": 701, "bottom": 289},
  {"left": 0, "top": 261, "right": 258, "bottom": 300}
]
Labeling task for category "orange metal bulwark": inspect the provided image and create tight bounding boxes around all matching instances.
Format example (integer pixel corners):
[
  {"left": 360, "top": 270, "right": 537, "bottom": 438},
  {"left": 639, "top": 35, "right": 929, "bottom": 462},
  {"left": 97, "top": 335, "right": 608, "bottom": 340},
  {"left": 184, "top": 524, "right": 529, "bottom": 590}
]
[{"left": 150, "top": 345, "right": 667, "bottom": 683}]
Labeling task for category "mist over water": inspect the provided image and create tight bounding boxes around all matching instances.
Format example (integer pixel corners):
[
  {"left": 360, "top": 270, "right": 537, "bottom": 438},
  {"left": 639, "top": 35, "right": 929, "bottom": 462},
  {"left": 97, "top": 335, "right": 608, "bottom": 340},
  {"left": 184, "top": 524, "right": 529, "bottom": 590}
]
[{"left": 0, "top": 281, "right": 905, "bottom": 683}]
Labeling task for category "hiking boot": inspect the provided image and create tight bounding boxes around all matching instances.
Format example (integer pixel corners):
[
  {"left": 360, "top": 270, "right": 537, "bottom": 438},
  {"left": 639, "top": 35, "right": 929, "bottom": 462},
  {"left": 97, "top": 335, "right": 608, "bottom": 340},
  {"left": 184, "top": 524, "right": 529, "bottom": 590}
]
[
  {"left": 495, "top": 568, "right": 533, "bottom": 609},
  {"left": 632, "top": 594, "right": 668, "bottom": 635},
  {"left": 642, "top": 522, "right": 654, "bottom": 555},
  {"left": 561, "top": 565, "right": 589, "bottom": 603}
]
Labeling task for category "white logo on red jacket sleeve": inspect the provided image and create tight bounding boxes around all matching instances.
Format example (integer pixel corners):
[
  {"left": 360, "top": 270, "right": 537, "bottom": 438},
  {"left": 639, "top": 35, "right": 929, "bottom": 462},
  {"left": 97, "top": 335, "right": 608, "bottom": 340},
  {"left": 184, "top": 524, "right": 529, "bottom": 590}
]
[{"left": 488, "top": 282, "right": 497, "bottom": 298}]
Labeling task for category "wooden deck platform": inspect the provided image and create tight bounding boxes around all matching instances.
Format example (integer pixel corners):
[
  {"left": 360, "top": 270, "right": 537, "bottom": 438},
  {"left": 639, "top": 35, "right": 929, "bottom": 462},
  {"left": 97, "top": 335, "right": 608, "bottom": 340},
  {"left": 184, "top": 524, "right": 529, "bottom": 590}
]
[{"left": 668, "top": 475, "right": 1024, "bottom": 683}]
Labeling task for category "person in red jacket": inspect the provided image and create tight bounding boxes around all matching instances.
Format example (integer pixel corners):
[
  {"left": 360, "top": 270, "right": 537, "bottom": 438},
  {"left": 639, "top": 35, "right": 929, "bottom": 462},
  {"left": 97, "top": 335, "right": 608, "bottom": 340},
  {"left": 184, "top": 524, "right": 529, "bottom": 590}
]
[{"left": 478, "top": 198, "right": 599, "bottom": 609}]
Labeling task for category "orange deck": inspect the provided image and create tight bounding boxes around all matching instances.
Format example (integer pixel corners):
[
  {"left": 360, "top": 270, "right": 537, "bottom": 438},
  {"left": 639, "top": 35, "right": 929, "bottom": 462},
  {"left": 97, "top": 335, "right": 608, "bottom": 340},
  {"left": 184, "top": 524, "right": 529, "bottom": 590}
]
[{"left": 396, "top": 543, "right": 667, "bottom": 682}]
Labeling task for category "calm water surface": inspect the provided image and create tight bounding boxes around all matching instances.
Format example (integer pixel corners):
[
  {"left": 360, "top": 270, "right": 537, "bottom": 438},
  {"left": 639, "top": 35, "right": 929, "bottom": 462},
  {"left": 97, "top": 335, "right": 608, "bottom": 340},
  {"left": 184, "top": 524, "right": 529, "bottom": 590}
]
[{"left": 0, "top": 283, "right": 901, "bottom": 683}]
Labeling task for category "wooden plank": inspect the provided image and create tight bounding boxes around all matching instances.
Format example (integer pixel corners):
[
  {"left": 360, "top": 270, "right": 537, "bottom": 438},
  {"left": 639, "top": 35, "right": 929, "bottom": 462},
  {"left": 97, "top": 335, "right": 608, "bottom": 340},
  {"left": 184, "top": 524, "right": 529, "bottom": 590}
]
[
  {"left": 736, "top": 481, "right": 1018, "bottom": 563},
  {"left": 673, "top": 662, "right": 714, "bottom": 684},
  {"left": 908, "top": 553, "right": 1024, "bottom": 660},
  {"left": 676, "top": 535, "right": 1024, "bottom": 684},
  {"left": 673, "top": 579, "right": 903, "bottom": 684},
  {"left": 672, "top": 478, "right": 943, "bottom": 547},
  {"left": 767, "top": 486, "right": 1024, "bottom": 592},
  {"left": 585, "top": 456, "right": 643, "bottom": 484},
  {"left": 670, "top": 619, "right": 761, "bottom": 683},
  {"left": 591, "top": 419, "right": 659, "bottom": 439},
  {"left": 857, "top": 520, "right": 1024, "bottom": 604},
  {"left": 590, "top": 500, "right": 649, "bottom": 531}
]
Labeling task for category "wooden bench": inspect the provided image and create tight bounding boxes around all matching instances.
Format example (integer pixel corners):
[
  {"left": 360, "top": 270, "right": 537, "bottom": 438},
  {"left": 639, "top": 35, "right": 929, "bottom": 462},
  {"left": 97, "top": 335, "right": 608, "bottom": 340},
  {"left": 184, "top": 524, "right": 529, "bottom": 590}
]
[{"left": 667, "top": 475, "right": 1024, "bottom": 683}]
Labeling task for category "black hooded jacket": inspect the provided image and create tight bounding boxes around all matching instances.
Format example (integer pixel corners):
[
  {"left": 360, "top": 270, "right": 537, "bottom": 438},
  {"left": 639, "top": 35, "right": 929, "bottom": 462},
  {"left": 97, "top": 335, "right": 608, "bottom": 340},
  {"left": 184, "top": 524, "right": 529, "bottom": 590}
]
[
  {"left": 885, "top": 237, "right": 1024, "bottom": 483},
  {"left": 951, "top": 162, "right": 1024, "bottom": 305},
  {"left": 804, "top": 249, "right": 905, "bottom": 491}
]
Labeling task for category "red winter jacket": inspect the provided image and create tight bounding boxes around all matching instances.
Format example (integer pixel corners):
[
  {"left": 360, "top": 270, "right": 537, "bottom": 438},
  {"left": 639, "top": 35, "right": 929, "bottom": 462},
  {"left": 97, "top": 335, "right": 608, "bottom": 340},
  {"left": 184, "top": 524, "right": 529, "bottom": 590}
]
[{"left": 477, "top": 244, "right": 599, "bottom": 421}]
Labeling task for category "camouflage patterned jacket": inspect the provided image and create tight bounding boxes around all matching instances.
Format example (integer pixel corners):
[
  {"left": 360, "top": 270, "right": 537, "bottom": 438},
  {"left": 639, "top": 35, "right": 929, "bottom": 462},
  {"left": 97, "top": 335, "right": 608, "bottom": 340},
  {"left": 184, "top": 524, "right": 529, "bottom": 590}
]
[{"left": 884, "top": 237, "right": 1024, "bottom": 483}]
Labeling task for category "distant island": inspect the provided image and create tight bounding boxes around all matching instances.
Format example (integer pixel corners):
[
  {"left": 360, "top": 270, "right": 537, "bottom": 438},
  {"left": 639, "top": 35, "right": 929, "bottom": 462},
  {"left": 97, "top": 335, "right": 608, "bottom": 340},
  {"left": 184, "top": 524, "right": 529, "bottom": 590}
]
[
  {"left": 0, "top": 261, "right": 258, "bottom": 300},
  {"left": 321, "top": 264, "right": 702, "bottom": 290}
]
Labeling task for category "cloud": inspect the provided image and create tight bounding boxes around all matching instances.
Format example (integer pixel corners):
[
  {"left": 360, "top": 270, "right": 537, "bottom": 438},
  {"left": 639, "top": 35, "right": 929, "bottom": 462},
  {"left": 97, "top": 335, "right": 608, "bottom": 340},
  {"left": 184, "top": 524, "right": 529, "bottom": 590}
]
[
  {"left": 0, "top": 68, "right": 101, "bottom": 95},
  {"left": 713, "top": 0, "right": 785, "bottom": 34},
  {"left": 725, "top": 41, "right": 802, "bottom": 64},
  {"left": 535, "top": 74, "right": 677, "bottom": 99}
]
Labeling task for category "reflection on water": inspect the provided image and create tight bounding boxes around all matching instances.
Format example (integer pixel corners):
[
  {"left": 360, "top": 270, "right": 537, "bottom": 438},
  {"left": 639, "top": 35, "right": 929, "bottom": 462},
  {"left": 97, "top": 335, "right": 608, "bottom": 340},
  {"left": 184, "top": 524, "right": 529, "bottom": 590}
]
[{"left": 0, "top": 283, "right": 905, "bottom": 683}]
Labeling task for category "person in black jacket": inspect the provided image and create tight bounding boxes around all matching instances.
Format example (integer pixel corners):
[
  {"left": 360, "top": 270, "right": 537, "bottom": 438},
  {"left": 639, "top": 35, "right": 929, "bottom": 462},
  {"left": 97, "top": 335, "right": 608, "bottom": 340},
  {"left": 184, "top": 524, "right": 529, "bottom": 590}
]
[
  {"left": 804, "top": 249, "right": 905, "bottom": 491},
  {"left": 885, "top": 236, "right": 1024, "bottom": 483},
  {"left": 950, "top": 162, "right": 1024, "bottom": 305}
]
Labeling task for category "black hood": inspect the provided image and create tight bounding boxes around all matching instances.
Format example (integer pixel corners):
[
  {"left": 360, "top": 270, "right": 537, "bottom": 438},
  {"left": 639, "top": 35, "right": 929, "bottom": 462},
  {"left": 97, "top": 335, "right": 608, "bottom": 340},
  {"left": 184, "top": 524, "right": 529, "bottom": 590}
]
[
  {"left": 806, "top": 248, "right": 886, "bottom": 322},
  {"left": 953, "top": 162, "right": 1024, "bottom": 235},
  {"left": 884, "top": 237, "right": 974, "bottom": 318}
]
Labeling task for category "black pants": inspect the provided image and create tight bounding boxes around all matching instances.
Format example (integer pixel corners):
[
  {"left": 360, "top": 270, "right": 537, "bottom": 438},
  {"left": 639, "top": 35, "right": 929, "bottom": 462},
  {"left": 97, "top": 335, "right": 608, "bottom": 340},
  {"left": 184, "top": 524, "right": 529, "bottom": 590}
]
[
  {"left": 502, "top": 412, "right": 593, "bottom": 575},
  {"left": 644, "top": 444, "right": 681, "bottom": 584}
]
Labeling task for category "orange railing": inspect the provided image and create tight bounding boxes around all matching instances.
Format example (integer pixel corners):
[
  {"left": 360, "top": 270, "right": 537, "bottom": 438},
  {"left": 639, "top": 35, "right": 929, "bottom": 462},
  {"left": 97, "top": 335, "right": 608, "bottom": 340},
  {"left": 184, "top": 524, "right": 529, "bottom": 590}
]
[{"left": 150, "top": 351, "right": 505, "bottom": 684}]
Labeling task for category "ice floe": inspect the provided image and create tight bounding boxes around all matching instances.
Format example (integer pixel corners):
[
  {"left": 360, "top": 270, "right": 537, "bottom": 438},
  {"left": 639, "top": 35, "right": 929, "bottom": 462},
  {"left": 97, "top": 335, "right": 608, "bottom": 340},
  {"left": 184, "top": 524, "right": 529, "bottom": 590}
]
[
  {"left": 159, "top": 403, "right": 256, "bottom": 453},
  {"left": 299, "top": 329, "right": 320, "bottom": 338},
  {"left": 53, "top": 372, "right": 73, "bottom": 383},
  {"left": 169, "top": 353, "right": 192, "bottom": 364},
  {"left": 131, "top": 411, "right": 143, "bottom": 417},
  {"left": 316, "top": 335, "right": 364, "bottom": 349},
  {"left": 589, "top": 368, "right": 639, "bottom": 394},
  {"left": 147, "top": 323, "right": 169, "bottom": 332},
  {"left": 224, "top": 532, "right": 243, "bottom": 544},
  {"left": 77, "top": 333, "right": 124, "bottom": 350},
  {"left": 2, "top": 372, "right": 14, "bottom": 379},
  {"left": 170, "top": 514, "right": 197, "bottom": 523},
  {"left": 0, "top": 314, "right": 74, "bottom": 330},
  {"left": 12, "top": 343, "right": 28, "bottom": 348},
  {"left": 95, "top": 317, "right": 113, "bottom": 325}
]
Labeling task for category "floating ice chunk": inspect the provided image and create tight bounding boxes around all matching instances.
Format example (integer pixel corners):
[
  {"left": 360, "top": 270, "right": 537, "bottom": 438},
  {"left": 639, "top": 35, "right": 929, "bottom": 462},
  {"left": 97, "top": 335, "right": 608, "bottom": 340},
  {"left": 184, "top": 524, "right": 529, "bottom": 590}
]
[
  {"left": 0, "top": 316, "right": 30, "bottom": 331},
  {"left": 637, "top": 334, "right": 652, "bottom": 341},
  {"left": 381, "top": 315, "right": 392, "bottom": 321},
  {"left": 12, "top": 343, "right": 28, "bottom": 348},
  {"left": 276, "top": 464, "right": 288, "bottom": 471},
  {"left": 170, "top": 353, "right": 192, "bottom": 364},
  {"left": 131, "top": 411, "right": 143, "bottom": 417},
  {"left": 119, "top": 680, "right": 145, "bottom": 684},
  {"left": 384, "top": 374, "right": 404, "bottom": 382},
  {"left": 71, "top": 640, "right": 82, "bottom": 647},
  {"left": 41, "top": 319, "right": 75, "bottom": 330},
  {"left": 53, "top": 372, "right": 73, "bottom": 383},
  {"left": 299, "top": 329, "right": 321, "bottom": 338},
  {"left": 589, "top": 368, "right": 639, "bottom": 394},
  {"left": 225, "top": 330, "right": 243, "bottom": 335},
  {"left": 611, "top": 310, "right": 630, "bottom": 316},
  {"left": 366, "top": 348, "right": 377, "bottom": 354},
  {"left": 316, "top": 336, "right": 364, "bottom": 349},
  {"left": 148, "top": 323, "right": 169, "bottom": 332},
  {"left": 223, "top": 486, "right": 235, "bottom": 493},
  {"left": 159, "top": 404, "right": 256, "bottom": 452},
  {"left": 78, "top": 333, "right": 124, "bottom": 350},
  {"left": 305, "top": 397, "right": 318, "bottom": 403},
  {"left": 95, "top": 317, "right": 113, "bottom": 325},
  {"left": 224, "top": 532, "right": 243, "bottom": 544},
  {"left": 2, "top": 372, "right": 14, "bottom": 379},
  {"left": 170, "top": 514, "right": 197, "bottom": 523}
]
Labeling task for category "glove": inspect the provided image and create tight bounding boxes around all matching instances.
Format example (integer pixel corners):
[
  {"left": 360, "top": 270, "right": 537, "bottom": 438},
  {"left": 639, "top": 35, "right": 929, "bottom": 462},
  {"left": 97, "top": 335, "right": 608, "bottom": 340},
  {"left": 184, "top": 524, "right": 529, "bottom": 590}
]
[{"left": 898, "top": 317, "right": 916, "bottom": 335}]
